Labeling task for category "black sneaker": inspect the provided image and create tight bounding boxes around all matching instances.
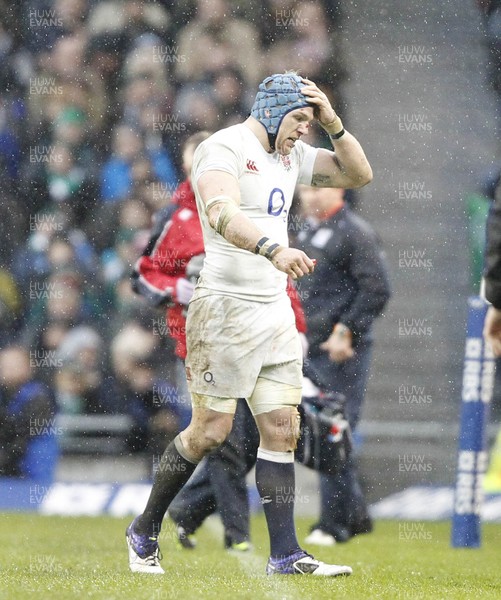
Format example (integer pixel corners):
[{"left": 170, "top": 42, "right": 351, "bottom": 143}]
[
  {"left": 349, "top": 516, "right": 373, "bottom": 537},
  {"left": 176, "top": 525, "right": 197, "bottom": 549}
]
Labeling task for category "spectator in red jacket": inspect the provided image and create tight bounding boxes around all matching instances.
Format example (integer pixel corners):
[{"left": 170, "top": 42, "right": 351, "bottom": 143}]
[{"left": 132, "top": 131, "right": 209, "bottom": 422}]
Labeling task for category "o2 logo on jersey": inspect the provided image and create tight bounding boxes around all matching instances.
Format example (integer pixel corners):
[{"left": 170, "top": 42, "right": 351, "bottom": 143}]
[{"left": 267, "top": 188, "right": 287, "bottom": 221}]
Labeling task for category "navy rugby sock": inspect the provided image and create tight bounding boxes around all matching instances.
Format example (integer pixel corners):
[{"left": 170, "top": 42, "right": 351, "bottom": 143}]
[
  {"left": 255, "top": 448, "right": 301, "bottom": 558},
  {"left": 135, "top": 435, "right": 198, "bottom": 537}
]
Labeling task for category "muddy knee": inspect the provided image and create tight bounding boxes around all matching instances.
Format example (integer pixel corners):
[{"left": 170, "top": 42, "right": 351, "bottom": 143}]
[
  {"left": 273, "top": 408, "right": 301, "bottom": 450},
  {"left": 181, "top": 394, "right": 236, "bottom": 459}
]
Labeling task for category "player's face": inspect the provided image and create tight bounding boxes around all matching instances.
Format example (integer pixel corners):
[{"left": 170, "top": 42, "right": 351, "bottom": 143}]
[{"left": 275, "top": 107, "right": 314, "bottom": 156}]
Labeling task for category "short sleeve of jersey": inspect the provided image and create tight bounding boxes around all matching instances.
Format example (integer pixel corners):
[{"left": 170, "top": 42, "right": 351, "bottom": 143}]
[
  {"left": 295, "top": 140, "right": 319, "bottom": 186},
  {"left": 193, "top": 134, "right": 243, "bottom": 182}
]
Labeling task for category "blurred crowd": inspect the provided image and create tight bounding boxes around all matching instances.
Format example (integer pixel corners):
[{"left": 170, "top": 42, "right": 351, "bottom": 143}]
[
  {"left": 478, "top": 0, "right": 501, "bottom": 110},
  {"left": 0, "top": 0, "right": 347, "bottom": 474}
]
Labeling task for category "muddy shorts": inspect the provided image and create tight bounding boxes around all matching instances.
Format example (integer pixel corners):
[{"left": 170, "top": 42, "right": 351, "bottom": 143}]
[{"left": 185, "top": 291, "right": 302, "bottom": 401}]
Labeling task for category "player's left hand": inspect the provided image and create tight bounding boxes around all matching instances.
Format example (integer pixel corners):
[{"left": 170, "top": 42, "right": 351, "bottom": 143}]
[
  {"left": 301, "top": 78, "right": 338, "bottom": 130},
  {"left": 483, "top": 306, "right": 501, "bottom": 356}
]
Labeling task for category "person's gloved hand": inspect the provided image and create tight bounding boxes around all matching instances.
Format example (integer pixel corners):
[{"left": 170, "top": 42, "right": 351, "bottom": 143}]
[{"left": 175, "top": 278, "right": 195, "bottom": 306}]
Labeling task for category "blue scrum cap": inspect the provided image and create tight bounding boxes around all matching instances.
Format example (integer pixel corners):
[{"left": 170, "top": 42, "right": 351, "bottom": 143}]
[{"left": 250, "top": 72, "right": 309, "bottom": 149}]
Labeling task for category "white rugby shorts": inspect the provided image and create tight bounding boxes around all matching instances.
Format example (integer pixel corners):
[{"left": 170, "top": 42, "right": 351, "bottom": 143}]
[{"left": 185, "top": 291, "right": 302, "bottom": 400}]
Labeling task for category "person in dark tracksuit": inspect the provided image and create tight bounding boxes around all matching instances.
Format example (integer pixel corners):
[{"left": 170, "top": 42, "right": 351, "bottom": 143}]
[
  {"left": 482, "top": 175, "right": 501, "bottom": 490},
  {"left": 295, "top": 185, "right": 391, "bottom": 545},
  {"left": 484, "top": 177, "right": 501, "bottom": 355}
]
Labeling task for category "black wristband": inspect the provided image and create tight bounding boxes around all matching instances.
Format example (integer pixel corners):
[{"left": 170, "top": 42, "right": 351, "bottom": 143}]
[
  {"left": 329, "top": 128, "right": 345, "bottom": 140},
  {"left": 264, "top": 243, "right": 280, "bottom": 260},
  {"left": 255, "top": 236, "right": 269, "bottom": 254}
]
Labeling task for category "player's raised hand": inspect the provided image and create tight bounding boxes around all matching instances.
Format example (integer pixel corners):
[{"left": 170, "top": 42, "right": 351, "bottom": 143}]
[
  {"left": 270, "top": 247, "right": 315, "bottom": 280},
  {"left": 300, "top": 78, "right": 338, "bottom": 131}
]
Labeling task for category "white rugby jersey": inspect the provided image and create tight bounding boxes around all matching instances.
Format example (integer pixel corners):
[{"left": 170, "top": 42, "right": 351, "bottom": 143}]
[{"left": 192, "top": 123, "right": 318, "bottom": 301}]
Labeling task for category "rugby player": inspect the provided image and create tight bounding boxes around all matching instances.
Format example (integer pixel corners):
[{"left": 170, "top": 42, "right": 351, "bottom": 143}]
[{"left": 126, "top": 71, "right": 372, "bottom": 576}]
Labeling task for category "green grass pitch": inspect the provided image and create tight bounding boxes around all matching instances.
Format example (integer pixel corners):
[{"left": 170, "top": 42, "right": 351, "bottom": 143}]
[{"left": 0, "top": 513, "right": 500, "bottom": 599}]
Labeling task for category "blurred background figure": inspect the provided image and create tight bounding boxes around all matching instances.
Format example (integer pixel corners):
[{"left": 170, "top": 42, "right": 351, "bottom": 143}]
[
  {"left": 100, "top": 123, "right": 177, "bottom": 203},
  {"left": 132, "top": 131, "right": 209, "bottom": 415},
  {"left": 107, "top": 322, "right": 184, "bottom": 458},
  {"left": 54, "top": 325, "right": 106, "bottom": 415},
  {"left": 0, "top": 345, "right": 59, "bottom": 480},
  {"left": 295, "top": 185, "right": 391, "bottom": 545},
  {"left": 176, "top": 0, "right": 262, "bottom": 87}
]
